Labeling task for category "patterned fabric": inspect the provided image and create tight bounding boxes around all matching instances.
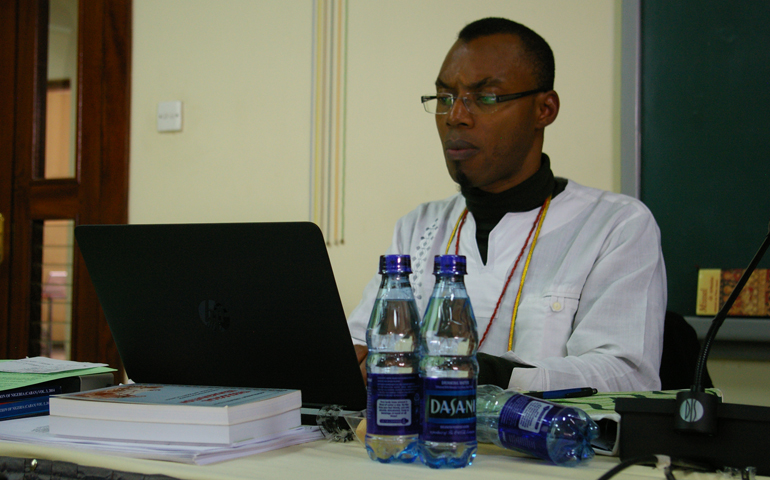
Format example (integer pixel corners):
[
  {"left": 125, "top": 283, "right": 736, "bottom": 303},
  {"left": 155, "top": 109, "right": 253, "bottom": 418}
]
[{"left": 0, "top": 456, "right": 181, "bottom": 480}]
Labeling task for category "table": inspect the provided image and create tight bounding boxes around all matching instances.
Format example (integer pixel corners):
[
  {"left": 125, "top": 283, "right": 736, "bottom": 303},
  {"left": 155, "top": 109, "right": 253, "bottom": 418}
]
[{"left": 0, "top": 438, "right": 741, "bottom": 480}]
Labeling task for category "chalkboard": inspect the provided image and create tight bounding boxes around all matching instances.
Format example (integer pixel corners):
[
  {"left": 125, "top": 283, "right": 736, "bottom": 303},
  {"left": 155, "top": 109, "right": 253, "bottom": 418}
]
[{"left": 640, "top": 1, "right": 770, "bottom": 317}]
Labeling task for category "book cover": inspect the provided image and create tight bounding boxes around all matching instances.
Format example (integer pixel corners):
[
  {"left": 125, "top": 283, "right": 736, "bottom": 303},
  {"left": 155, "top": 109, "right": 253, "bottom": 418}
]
[
  {"left": 0, "top": 396, "right": 51, "bottom": 420},
  {"left": 696, "top": 268, "right": 769, "bottom": 317},
  {"left": 49, "top": 383, "right": 302, "bottom": 425},
  {"left": 0, "top": 372, "right": 114, "bottom": 421},
  {"left": 0, "top": 385, "right": 60, "bottom": 403}
]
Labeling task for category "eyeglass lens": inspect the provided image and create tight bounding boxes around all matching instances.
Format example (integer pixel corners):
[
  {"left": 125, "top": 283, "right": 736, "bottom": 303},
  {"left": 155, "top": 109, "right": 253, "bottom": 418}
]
[{"left": 423, "top": 94, "right": 500, "bottom": 115}]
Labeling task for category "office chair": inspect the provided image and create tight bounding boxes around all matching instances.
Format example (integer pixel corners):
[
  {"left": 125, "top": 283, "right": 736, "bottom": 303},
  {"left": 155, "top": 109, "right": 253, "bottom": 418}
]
[{"left": 659, "top": 311, "right": 713, "bottom": 390}]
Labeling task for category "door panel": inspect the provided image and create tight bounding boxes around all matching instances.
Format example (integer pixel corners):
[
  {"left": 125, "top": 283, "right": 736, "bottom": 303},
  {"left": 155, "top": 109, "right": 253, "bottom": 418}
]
[{"left": 0, "top": 0, "right": 130, "bottom": 379}]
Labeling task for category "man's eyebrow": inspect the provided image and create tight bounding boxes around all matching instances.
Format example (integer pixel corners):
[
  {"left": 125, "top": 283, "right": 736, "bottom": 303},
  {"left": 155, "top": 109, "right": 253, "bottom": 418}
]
[
  {"left": 435, "top": 78, "right": 451, "bottom": 89},
  {"left": 434, "top": 77, "right": 501, "bottom": 90},
  {"left": 468, "top": 77, "right": 501, "bottom": 89}
]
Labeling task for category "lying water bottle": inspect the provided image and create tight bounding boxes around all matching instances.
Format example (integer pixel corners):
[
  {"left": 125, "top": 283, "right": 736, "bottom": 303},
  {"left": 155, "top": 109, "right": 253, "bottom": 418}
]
[
  {"left": 418, "top": 255, "right": 478, "bottom": 469},
  {"left": 365, "top": 254, "right": 421, "bottom": 463},
  {"left": 476, "top": 384, "right": 599, "bottom": 467}
]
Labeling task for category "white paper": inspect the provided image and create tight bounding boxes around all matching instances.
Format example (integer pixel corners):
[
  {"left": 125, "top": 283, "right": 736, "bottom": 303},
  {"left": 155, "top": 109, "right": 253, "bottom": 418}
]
[
  {"left": 0, "top": 416, "right": 323, "bottom": 465},
  {"left": 0, "top": 357, "right": 109, "bottom": 374}
]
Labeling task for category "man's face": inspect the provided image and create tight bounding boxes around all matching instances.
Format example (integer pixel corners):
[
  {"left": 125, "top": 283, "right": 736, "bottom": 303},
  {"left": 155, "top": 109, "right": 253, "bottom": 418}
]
[{"left": 435, "top": 34, "right": 553, "bottom": 193}]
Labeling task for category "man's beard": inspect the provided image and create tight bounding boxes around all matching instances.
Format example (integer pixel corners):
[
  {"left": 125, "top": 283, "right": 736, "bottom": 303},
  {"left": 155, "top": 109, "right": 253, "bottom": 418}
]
[{"left": 454, "top": 170, "right": 472, "bottom": 189}]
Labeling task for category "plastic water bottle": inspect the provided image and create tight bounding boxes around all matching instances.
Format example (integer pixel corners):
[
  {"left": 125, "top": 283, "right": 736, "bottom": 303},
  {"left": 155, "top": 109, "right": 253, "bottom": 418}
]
[
  {"left": 476, "top": 385, "right": 600, "bottom": 466},
  {"left": 418, "top": 255, "right": 479, "bottom": 469},
  {"left": 365, "top": 254, "right": 421, "bottom": 463}
]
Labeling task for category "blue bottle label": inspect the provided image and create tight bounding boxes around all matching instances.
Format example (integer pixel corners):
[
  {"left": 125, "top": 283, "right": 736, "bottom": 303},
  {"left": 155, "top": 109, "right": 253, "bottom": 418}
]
[
  {"left": 421, "top": 377, "right": 476, "bottom": 442},
  {"left": 497, "top": 394, "right": 555, "bottom": 458},
  {"left": 367, "top": 373, "right": 420, "bottom": 436}
]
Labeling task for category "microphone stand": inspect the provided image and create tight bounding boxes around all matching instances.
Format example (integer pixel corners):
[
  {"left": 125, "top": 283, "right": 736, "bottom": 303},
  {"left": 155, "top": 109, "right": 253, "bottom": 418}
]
[
  {"left": 615, "top": 221, "right": 770, "bottom": 475},
  {"left": 674, "top": 221, "right": 770, "bottom": 434}
]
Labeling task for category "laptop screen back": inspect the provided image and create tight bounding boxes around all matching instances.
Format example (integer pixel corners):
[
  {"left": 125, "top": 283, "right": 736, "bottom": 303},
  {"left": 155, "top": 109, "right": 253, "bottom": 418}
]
[{"left": 75, "top": 222, "right": 366, "bottom": 412}]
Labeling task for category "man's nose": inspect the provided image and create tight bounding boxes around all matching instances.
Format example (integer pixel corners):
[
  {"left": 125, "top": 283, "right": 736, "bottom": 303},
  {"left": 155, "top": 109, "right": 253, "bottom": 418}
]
[{"left": 446, "top": 95, "right": 474, "bottom": 127}]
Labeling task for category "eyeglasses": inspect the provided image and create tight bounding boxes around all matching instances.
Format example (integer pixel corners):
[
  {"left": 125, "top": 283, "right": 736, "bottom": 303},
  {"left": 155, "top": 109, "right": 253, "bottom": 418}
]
[{"left": 421, "top": 89, "right": 546, "bottom": 115}]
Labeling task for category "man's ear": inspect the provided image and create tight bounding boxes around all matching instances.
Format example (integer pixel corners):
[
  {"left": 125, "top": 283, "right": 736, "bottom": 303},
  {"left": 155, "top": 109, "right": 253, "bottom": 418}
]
[{"left": 536, "top": 90, "right": 560, "bottom": 128}]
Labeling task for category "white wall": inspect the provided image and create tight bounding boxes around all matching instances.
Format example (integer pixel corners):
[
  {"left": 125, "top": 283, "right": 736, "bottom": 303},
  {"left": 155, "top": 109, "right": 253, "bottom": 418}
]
[
  {"left": 708, "top": 359, "right": 770, "bottom": 407},
  {"left": 131, "top": 0, "right": 620, "bottom": 315},
  {"left": 130, "top": 0, "right": 770, "bottom": 407}
]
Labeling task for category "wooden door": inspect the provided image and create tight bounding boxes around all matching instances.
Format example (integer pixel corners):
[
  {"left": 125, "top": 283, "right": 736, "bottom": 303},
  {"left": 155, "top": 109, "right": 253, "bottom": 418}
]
[{"left": 0, "top": 0, "right": 131, "bottom": 377}]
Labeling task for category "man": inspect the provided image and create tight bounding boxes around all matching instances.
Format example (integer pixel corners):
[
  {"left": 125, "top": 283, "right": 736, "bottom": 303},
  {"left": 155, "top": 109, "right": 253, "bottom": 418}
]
[{"left": 348, "top": 18, "right": 666, "bottom": 392}]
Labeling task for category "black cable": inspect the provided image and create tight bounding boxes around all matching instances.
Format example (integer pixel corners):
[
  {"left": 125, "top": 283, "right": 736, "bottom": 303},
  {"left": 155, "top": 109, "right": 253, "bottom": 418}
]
[
  {"left": 597, "top": 455, "right": 713, "bottom": 480},
  {"left": 596, "top": 455, "right": 659, "bottom": 480}
]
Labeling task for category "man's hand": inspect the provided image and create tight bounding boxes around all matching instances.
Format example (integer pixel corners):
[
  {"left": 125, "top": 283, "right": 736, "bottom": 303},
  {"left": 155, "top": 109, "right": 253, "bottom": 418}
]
[
  {"left": 354, "top": 344, "right": 368, "bottom": 385},
  {"left": 477, "top": 352, "right": 519, "bottom": 388}
]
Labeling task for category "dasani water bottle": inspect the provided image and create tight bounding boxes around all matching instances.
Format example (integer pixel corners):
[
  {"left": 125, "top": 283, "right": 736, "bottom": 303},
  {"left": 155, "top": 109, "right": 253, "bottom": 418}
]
[
  {"left": 418, "top": 255, "right": 478, "bottom": 468},
  {"left": 365, "top": 254, "right": 421, "bottom": 463},
  {"left": 476, "top": 384, "right": 599, "bottom": 466}
]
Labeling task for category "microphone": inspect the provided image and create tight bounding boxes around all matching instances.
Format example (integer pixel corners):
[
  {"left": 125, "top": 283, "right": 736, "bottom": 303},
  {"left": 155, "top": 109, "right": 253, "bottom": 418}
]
[
  {"left": 616, "top": 220, "right": 770, "bottom": 474},
  {"left": 674, "top": 220, "right": 770, "bottom": 435}
]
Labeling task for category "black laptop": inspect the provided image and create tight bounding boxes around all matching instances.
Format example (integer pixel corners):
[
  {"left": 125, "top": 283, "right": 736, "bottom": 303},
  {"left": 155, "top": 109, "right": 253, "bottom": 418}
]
[{"left": 75, "top": 222, "right": 367, "bottom": 421}]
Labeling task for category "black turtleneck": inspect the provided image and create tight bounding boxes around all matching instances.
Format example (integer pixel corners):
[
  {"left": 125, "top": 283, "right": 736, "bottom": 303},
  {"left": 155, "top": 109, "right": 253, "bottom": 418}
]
[{"left": 460, "top": 154, "right": 567, "bottom": 265}]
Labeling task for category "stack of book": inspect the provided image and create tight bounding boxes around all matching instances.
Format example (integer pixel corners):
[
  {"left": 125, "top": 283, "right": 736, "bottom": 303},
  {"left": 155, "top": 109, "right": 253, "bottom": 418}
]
[
  {"left": 49, "top": 383, "right": 303, "bottom": 445},
  {"left": 0, "top": 357, "right": 115, "bottom": 421}
]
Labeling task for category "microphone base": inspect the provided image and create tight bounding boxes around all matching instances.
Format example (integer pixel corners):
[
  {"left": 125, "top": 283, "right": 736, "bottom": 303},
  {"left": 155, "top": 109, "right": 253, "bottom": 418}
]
[
  {"left": 616, "top": 397, "right": 770, "bottom": 475},
  {"left": 673, "top": 390, "right": 721, "bottom": 435}
]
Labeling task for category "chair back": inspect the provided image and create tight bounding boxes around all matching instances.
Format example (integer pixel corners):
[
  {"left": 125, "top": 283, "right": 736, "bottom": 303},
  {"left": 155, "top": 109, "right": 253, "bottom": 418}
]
[{"left": 660, "top": 311, "right": 713, "bottom": 390}]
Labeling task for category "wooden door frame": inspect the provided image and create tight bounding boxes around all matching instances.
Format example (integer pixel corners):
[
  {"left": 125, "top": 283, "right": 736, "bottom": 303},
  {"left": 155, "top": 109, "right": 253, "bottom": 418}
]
[
  {"left": 0, "top": 0, "right": 131, "bottom": 375},
  {"left": 0, "top": 0, "right": 19, "bottom": 358},
  {"left": 1, "top": 0, "right": 49, "bottom": 361},
  {"left": 73, "top": 0, "right": 131, "bottom": 371}
]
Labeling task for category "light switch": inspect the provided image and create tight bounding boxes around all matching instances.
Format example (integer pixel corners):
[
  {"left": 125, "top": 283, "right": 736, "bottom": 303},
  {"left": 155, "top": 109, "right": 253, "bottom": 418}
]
[{"left": 157, "top": 101, "right": 182, "bottom": 132}]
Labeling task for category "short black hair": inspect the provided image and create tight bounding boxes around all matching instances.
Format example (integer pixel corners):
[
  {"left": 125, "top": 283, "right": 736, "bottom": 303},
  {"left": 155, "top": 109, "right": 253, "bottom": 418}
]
[{"left": 458, "top": 17, "right": 555, "bottom": 91}]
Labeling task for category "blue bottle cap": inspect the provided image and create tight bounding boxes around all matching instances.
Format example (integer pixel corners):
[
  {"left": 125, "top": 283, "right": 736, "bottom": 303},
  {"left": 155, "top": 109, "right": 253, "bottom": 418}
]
[
  {"left": 433, "top": 255, "right": 467, "bottom": 275},
  {"left": 379, "top": 254, "right": 412, "bottom": 274}
]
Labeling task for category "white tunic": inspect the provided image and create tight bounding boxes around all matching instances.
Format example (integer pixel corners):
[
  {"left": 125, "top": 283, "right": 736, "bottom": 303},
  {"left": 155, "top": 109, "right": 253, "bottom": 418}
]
[{"left": 347, "top": 180, "right": 666, "bottom": 392}]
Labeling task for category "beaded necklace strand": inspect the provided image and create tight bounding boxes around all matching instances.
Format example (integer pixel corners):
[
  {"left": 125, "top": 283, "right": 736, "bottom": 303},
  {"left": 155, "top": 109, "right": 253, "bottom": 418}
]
[{"left": 444, "top": 195, "right": 551, "bottom": 349}]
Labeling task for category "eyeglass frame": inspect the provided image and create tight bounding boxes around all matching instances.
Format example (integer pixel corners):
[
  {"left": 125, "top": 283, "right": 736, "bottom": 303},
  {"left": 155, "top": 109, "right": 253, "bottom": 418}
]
[{"left": 421, "top": 88, "right": 547, "bottom": 115}]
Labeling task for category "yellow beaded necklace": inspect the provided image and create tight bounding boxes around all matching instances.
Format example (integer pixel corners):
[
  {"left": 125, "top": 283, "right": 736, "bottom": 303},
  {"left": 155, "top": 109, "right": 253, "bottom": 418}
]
[{"left": 444, "top": 195, "right": 551, "bottom": 350}]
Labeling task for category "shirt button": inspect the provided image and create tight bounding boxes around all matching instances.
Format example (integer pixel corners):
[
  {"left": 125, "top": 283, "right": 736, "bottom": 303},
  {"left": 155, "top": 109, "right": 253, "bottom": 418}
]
[{"left": 552, "top": 301, "right": 563, "bottom": 312}]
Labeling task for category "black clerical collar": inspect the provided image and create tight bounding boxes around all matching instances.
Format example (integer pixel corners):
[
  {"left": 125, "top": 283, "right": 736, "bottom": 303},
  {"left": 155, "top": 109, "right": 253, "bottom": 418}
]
[
  {"left": 460, "top": 154, "right": 566, "bottom": 265},
  {"left": 461, "top": 154, "right": 560, "bottom": 222}
]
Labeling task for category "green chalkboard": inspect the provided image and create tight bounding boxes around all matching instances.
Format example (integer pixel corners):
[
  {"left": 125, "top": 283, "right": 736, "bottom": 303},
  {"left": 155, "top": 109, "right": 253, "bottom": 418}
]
[{"left": 640, "top": 1, "right": 770, "bottom": 317}]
